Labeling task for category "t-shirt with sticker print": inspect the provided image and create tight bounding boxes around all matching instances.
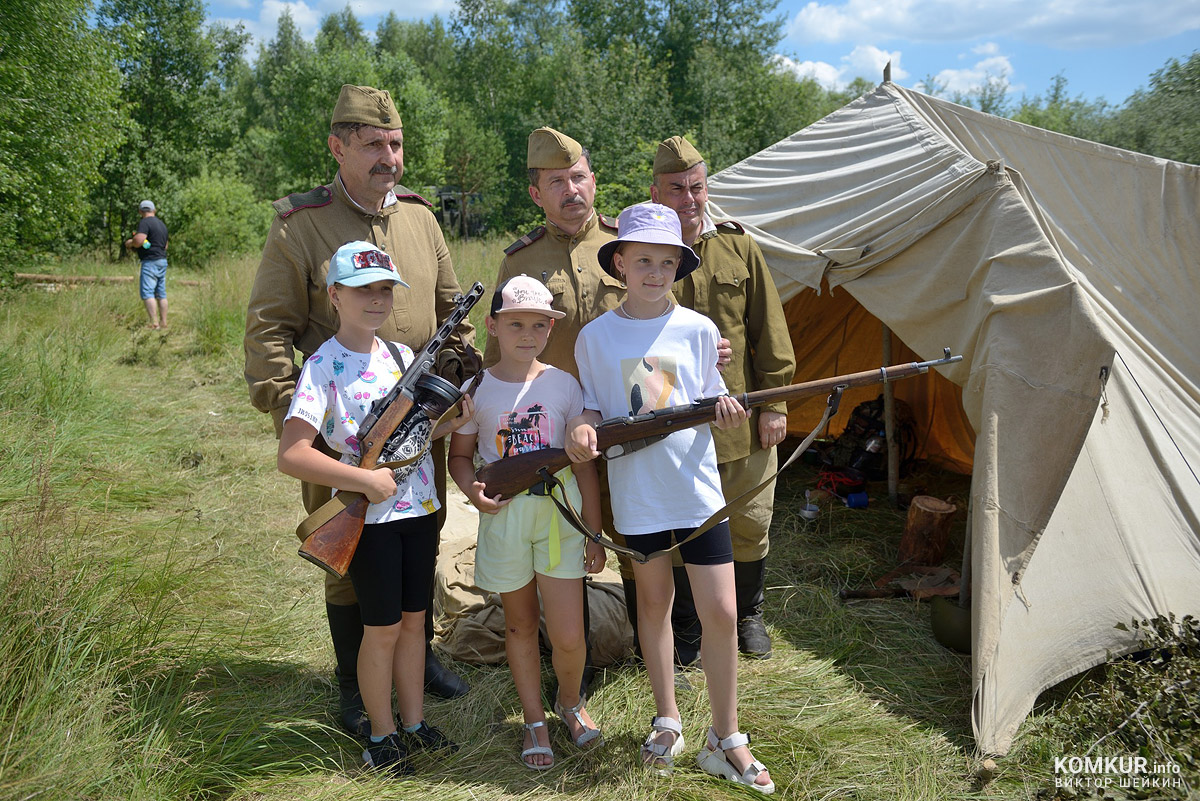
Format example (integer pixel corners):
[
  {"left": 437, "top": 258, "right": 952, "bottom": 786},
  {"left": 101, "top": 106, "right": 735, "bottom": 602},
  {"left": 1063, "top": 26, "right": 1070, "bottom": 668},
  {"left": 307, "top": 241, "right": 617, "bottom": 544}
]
[
  {"left": 575, "top": 305, "right": 727, "bottom": 535},
  {"left": 456, "top": 365, "right": 584, "bottom": 466},
  {"left": 285, "top": 334, "right": 441, "bottom": 523}
]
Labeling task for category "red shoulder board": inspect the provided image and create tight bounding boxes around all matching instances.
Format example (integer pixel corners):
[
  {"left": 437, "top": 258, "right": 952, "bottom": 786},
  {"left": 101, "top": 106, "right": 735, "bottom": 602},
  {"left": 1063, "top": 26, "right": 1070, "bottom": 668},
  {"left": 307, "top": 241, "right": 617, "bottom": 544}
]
[
  {"left": 599, "top": 214, "right": 619, "bottom": 231},
  {"left": 504, "top": 226, "right": 547, "bottom": 256},
  {"left": 393, "top": 183, "right": 433, "bottom": 210},
  {"left": 272, "top": 185, "right": 333, "bottom": 218}
]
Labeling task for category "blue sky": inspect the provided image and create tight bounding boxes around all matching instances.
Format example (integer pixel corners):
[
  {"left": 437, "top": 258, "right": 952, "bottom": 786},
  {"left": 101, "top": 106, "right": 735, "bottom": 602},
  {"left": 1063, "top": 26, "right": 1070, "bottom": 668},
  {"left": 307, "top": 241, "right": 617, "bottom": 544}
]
[{"left": 207, "top": 0, "right": 1200, "bottom": 106}]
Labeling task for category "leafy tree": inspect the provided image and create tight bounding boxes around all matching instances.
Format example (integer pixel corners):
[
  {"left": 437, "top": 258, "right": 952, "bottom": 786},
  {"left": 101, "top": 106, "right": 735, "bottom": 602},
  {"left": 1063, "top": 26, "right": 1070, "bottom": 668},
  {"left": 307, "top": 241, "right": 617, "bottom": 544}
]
[
  {"left": 93, "top": 0, "right": 249, "bottom": 259},
  {"left": 443, "top": 106, "right": 507, "bottom": 237},
  {"left": 0, "top": 0, "right": 123, "bottom": 278},
  {"left": 1011, "top": 74, "right": 1110, "bottom": 141},
  {"left": 1107, "top": 52, "right": 1200, "bottom": 164}
]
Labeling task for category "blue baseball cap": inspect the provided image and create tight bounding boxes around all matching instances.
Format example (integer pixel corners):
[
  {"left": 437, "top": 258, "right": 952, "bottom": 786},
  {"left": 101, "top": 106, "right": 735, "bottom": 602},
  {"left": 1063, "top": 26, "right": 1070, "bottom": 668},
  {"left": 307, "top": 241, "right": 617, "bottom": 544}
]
[
  {"left": 326, "top": 240, "right": 410, "bottom": 288},
  {"left": 597, "top": 201, "right": 701, "bottom": 281}
]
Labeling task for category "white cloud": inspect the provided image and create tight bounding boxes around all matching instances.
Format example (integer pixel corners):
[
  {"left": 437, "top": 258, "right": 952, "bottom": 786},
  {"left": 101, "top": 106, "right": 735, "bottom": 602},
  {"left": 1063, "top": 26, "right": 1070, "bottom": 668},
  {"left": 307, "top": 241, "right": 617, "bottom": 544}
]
[
  {"left": 785, "top": 0, "right": 1200, "bottom": 49},
  {"left": 972, "top": 42, "right": 1000, "bottom": 56},
  {"left": 922, "top": 55, "right": 1017, "bottom": 95},
  {"left": 773, "top": 45, "right": 907, "bottom": 90},
  {"left": 211, "top": 0, "right": 457, "bottom": 49}
]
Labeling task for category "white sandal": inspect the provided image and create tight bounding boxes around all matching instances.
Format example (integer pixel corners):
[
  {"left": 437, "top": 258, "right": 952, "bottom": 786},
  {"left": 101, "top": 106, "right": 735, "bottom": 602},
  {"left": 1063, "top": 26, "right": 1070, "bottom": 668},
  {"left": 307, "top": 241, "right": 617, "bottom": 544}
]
[
  {"left": 520, "top": 720, "right": 554, "bottom": 770},
  {"left": 554, "top": 696, "right": 603, "bottom": 747},
  {"left": 696, "top": 726, "right": 775, "bottom": 794},
  {"left": 640, "top": 716, "right": 685, "bottom": 776}
]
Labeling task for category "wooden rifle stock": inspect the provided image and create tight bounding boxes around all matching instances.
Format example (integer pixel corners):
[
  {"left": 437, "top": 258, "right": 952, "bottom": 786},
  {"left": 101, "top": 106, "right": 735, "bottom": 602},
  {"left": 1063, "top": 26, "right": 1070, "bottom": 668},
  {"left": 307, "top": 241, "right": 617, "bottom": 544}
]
[
  {"left": 297, "top": 394, "right": 416, "bottom": 577},
  {"left": 475, "top": 351, "right": 961, "bottom": 500}
]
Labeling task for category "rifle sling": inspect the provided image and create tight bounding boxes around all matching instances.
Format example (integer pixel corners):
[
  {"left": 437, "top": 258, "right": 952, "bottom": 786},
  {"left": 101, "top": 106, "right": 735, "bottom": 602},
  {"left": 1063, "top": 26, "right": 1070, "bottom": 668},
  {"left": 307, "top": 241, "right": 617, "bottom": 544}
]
[{"left": 542, "top": 386, "right": 845, "bottom": 563}]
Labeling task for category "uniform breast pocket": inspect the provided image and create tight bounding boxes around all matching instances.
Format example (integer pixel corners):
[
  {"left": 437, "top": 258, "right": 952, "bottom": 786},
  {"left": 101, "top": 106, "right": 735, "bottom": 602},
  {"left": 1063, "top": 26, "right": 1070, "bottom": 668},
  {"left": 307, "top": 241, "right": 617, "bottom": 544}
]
[
  {"left": 388, "top": 291, "right": 412, "bottom": 334},
  {"left": 711, "top": 265, "right": 750, "bottom": 322},
  {"left": 545, "top": 277, "right": 575, "bottom": 320}
]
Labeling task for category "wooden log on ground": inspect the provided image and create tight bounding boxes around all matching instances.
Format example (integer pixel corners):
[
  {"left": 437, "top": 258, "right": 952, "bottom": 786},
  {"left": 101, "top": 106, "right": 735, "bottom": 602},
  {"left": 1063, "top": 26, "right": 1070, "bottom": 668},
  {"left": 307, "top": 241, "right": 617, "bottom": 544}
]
[
  {"left": 15, "top": 273, "right": 204, "bottom": 287},
  {"left": 897, "top": 495, "right": 957, "bottom": 565}
]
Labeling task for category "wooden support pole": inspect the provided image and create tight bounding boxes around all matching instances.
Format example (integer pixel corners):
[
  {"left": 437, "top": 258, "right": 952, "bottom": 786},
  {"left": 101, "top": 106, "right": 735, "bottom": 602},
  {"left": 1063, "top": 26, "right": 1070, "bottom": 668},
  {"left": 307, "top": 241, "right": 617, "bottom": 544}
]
[{"left": 882, "top": 322, "right": 899, "bottom": 504}]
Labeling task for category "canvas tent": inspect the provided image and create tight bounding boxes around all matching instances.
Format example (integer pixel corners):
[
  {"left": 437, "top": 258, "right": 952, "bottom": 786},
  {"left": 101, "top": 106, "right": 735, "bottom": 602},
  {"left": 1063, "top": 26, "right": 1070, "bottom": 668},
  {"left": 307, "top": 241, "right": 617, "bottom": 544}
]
[{"left": 705, "top": 82, "right": 1200, "bottom": 755}]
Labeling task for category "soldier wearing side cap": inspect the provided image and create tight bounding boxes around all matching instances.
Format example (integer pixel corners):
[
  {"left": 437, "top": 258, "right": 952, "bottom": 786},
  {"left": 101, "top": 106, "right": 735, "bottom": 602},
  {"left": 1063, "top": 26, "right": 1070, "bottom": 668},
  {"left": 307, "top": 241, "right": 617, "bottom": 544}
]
[
  {"left": 482, "top": 127, "right": 624, "bottom": 694},
  {"left": 651, "top": 136, "right": 795, "bottom": 661},
  {"left": 244, "top": 84, "right": 477, "bottom": 739}
]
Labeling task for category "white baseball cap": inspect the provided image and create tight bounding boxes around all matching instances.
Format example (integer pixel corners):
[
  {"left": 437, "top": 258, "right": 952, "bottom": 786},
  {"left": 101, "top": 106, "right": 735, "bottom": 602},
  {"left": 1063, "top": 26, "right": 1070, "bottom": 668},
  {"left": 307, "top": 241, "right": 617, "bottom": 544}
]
[{"left": 490, "top": 274, "right": 564, "bottom": 318}]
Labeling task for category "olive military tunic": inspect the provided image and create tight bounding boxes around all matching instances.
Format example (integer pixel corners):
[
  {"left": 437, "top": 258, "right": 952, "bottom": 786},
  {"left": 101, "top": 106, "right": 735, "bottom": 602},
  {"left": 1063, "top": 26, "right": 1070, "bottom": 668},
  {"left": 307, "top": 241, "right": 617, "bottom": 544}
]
[
  {"left": 674, "top": 219, "right": 796, "bottom": 560},
  {"left": 245, "top": 177, "right": 476, "bottom": 603}
]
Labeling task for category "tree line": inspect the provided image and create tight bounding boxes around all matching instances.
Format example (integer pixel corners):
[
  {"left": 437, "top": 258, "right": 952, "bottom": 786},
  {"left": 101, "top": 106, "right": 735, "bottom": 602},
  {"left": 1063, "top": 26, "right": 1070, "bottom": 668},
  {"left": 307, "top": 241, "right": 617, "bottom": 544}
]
[{"left": 1, "top": 0, "right": 1196, "bottom": 281}]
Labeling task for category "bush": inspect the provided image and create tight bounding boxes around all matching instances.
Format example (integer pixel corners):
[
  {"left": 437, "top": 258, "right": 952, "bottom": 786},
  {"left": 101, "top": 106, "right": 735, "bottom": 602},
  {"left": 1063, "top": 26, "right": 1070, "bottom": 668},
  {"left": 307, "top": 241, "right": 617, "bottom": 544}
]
[
  {"left": 169, "top": 170, "right": 274, "bottom": 268},
  {"left": 1046, "top": 614, "right": 1200, "bottom": 799}
]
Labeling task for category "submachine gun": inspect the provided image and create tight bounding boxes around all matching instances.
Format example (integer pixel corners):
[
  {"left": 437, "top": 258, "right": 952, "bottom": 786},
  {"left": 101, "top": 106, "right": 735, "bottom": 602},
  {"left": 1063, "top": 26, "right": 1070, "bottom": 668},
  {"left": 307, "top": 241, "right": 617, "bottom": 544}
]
[{"left": 297, "top": 282, "right": 485, "bottom": 577}]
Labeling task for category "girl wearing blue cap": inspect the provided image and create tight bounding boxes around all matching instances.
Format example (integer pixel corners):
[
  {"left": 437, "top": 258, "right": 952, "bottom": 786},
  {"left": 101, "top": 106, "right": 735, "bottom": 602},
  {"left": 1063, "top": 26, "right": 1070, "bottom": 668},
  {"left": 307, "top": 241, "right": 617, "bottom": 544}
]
[
  {"left": 278, "top": 241, "right": 470, "bottom": 776},
  {"left": 566, "top": 203, "right": 774, "bottom": 793}
]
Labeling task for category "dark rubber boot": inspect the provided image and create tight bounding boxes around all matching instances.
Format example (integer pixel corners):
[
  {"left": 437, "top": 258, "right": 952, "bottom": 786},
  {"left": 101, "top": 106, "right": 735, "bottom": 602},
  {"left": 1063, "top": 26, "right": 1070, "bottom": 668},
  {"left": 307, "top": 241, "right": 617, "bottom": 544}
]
[
  {"left": 581, "top": 582, "right": 596, "bottom": 697},
  {"left": 734, "top": 558, "right": 772, "bottom": 658},
  {"left": 621, "top": 577, "right": 641, "bottom": 659},
  {"left": 326, "top": 602, "right": 371, "bottom": 738},
  {"left": 424, "top": 573, "right": 470, "bottom": 699},
  {"left": 671, "top": 565, "right": 703, "bottom": 667}
]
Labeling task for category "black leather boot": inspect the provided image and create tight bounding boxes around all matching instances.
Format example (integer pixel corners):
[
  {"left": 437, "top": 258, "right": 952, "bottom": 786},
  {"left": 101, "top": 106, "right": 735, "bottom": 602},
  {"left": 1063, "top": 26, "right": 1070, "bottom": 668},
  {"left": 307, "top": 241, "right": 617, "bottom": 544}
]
[
  {"left": 671, "top": 565, "right": 703, "bottom": 666},
  {"left": 326, "top": 602, "right": 371, "bottom": 738},
  {"left": 423, "top": 585, "right": 470, "bottom": 699},
  {"left": 734, "top": 558, "right": 772, "bottom": 658},
  {"left": 621, "top": 577, "right": 641, "bottom": 659}
]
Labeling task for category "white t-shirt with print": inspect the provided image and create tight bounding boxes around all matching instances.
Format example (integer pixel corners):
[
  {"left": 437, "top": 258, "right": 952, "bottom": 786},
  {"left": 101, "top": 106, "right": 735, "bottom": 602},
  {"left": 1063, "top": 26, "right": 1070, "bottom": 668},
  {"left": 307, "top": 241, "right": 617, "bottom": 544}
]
[
  {"left": 457, "top": 365, "right": 584, "bottom": 466},
  {"left": 284, "top": 335, "right": 440, "bottom": 523},
  {"left": 575, "top": 306, "right": 728, "bottom": 535}
]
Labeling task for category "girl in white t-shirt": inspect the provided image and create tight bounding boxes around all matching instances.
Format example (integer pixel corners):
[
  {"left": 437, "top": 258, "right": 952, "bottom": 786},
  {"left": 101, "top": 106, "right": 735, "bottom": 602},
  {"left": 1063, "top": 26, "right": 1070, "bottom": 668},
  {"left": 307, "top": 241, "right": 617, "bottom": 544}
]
[
  {"left": 448, "top": 275, "right": 606, "bottom": 770},
  {"left": 567, "top": 203, "right": 774, "bottom": 794},
  {"left": 278, "top": 241, "right": 469, "bottom": 776}
]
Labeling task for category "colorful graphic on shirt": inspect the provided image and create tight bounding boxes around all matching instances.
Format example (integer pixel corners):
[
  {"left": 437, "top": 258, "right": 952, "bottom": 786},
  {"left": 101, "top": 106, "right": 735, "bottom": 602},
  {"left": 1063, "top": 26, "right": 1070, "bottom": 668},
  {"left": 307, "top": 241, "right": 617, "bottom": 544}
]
[
  {"left": 494, "top": 403, "right": 553, "bottom": 457},
  {"left": 332, "top": 359, "right": 345, "bottom": 376},
  {"left": 621, "top": 356, "right": 678, "bottom": 414},
  {"left": 359, "top": 370, "right": 378, "bottom": 383}
]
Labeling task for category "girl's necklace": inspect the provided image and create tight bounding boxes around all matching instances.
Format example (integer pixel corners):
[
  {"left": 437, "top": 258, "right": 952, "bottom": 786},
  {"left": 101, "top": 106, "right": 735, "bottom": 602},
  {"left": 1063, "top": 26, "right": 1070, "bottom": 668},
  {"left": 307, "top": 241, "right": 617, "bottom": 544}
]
[{"left": 617, "top": 301, "right": 673, "bottom": 320}]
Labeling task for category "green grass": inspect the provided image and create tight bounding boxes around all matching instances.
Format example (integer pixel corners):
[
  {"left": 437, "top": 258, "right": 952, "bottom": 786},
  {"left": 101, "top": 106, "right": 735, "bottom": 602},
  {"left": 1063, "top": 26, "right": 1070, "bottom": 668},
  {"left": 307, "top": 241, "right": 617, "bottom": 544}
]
[{"left": 0, "top": 244, "right": 1190, "bottom": 800}]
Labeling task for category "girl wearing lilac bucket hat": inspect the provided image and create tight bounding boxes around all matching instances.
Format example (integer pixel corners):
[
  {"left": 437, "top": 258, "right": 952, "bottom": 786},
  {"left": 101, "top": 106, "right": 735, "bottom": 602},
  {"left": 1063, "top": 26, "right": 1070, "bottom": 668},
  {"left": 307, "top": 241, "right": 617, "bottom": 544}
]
[{"left": 568, "top": 203, "right": 775, "bottom": 793}]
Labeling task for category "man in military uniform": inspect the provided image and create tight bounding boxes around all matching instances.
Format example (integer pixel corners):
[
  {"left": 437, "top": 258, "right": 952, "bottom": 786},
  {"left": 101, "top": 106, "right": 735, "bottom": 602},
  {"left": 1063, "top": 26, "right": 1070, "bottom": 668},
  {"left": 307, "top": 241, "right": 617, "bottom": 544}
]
[
  {"left": 245, "top": 84, "right": 476, "bottom": 738},
  {"left": 484, "top": 127, "right": 625, "bottom": 377},
  {"left": 651, "top": 135, "right": 796, "bottom": 660}
]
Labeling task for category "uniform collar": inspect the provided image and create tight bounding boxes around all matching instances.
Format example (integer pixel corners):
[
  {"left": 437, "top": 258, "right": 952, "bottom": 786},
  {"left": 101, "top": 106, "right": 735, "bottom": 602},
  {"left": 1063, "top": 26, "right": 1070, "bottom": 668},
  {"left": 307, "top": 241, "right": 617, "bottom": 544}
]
[
  {"left": 696, "top": 212, "right": 718, "bottom": 241},
  {"left": 545, "top": 210, "right": 597, "bottom": 241},
  {"left": 335, "top": 173, "right": 398, "bottom": 215}
]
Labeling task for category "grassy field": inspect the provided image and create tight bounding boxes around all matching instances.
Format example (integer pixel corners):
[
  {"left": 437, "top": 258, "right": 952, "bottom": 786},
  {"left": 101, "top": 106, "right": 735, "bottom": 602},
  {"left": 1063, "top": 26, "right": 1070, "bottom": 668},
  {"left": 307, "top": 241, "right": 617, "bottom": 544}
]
[{"left": 0, "top": 244, "right": 1185, "bottom": 800}]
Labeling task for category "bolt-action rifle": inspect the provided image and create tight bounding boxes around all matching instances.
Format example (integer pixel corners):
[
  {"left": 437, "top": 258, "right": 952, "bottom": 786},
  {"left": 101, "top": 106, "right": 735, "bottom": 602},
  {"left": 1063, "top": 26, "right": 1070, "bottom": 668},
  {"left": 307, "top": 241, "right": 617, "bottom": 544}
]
[
  {"left": 297, "top": 282, "right": 485, "bottom": 577},
  {"left": 475, "top": 349, "right": 962, "bottom": 500}
]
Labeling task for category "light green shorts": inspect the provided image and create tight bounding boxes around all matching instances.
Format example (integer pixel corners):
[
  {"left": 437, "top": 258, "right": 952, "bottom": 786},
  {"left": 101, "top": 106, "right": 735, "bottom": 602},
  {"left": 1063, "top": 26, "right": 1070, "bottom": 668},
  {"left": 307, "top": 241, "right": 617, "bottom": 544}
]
[{"left": 475, "top": 468, "right": 587, "bottom": 594}]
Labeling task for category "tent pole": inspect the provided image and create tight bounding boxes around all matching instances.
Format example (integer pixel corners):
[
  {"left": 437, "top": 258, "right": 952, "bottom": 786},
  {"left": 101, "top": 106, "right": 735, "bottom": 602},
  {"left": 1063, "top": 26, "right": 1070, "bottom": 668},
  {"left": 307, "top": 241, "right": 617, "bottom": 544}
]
[{"left": 882, "top": 323, "right": 899, "bottom": 504}]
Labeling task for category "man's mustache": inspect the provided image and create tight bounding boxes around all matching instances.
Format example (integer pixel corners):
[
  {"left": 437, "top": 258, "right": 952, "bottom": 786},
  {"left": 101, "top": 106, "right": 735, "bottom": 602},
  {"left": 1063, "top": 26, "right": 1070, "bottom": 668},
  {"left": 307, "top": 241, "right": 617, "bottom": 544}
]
[
  {"left": 560, "top": 194, "right": 584, "bottom": 209},
  {"left": 371, "top": 165, "right": 398, "bottom": 176}
]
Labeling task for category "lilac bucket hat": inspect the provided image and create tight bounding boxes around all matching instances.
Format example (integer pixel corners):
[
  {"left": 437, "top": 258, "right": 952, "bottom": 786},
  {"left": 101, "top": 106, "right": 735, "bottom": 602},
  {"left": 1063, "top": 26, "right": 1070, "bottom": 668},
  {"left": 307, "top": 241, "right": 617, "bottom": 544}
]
[{"left": 597, "top": 201, "right": 701, "bottom": 281}]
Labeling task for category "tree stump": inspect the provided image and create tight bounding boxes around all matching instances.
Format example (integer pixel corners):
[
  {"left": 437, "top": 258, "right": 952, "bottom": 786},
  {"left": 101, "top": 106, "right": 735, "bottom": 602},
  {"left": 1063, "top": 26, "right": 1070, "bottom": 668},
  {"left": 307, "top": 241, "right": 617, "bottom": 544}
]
[{"left": 898, "top": 495, "right": 957, "bottom": 565}]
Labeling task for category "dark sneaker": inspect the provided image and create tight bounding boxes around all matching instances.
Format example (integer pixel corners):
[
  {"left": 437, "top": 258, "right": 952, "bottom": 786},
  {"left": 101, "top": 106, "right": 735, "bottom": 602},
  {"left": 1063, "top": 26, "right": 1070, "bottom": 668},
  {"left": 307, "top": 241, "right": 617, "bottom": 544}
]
[
  {"left": 404, "top": 720, "right": 459, "bottom": 753},
  {"left": 363, "top": 731, "right": 413, "bottom": 776},
  {"left": 737, "top": 615, "right": 773, "bottom": 659}
]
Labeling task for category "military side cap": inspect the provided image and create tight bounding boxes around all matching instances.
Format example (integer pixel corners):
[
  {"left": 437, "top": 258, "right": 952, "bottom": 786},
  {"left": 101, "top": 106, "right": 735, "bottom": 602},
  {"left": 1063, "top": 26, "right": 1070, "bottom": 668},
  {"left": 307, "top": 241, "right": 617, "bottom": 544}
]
[
  {"left": 654, "top": 135, "right": 704, "bottom": 175},
  {"left": 528, "top": 127, "right": 582, "bottom": 169},
  {"left": 331, "top": 84, "right": 401, "bottom": 129}
]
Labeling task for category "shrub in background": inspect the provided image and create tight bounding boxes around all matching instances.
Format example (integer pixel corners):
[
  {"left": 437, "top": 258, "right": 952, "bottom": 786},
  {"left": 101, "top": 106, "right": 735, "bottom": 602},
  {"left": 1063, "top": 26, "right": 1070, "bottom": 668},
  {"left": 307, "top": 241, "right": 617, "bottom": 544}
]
[{"left": 169, "top": 169, "right": 273, "bottom": 269}]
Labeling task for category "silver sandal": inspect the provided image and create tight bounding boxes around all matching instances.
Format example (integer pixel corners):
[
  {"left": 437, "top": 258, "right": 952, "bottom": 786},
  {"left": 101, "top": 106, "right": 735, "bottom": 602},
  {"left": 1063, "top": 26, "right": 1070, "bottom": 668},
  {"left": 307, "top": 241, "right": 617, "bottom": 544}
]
[
  {"left": 554, "top": 696, "right": 603, "bottom": 747},
  {"left": 696, "top": 726, "right": 775, "bottom": 794},
  {"left": 520, "top": 720, "right": 554, "bottom": 770}
]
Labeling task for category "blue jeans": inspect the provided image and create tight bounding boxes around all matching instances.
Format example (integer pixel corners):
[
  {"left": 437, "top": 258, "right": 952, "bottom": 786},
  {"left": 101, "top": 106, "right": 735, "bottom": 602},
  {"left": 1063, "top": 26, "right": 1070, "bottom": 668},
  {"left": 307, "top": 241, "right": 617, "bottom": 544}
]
[{"left": 139, "top": 258, "right": 168, "bottom": 299}]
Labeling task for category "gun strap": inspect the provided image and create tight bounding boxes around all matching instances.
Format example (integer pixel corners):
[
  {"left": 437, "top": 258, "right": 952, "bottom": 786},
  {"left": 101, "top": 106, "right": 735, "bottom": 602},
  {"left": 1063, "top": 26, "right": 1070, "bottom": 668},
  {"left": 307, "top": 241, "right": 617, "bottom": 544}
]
[{"left": 542, "top": 386, "right": 845, "bottom": 563}]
